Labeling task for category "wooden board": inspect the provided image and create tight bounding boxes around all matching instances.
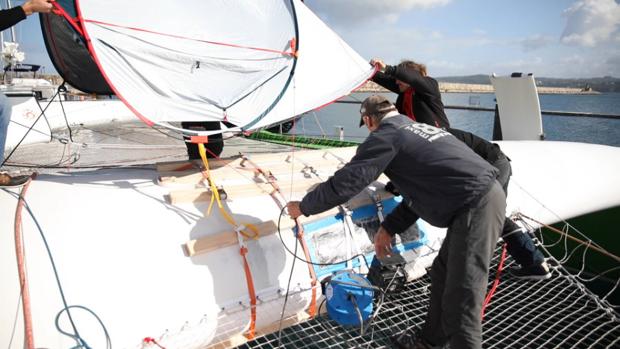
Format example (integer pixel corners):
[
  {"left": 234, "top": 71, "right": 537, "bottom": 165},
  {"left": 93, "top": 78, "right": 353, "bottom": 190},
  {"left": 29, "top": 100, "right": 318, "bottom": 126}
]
[{"left": 182, "top": 186, "right": 394, "bottom": 257}]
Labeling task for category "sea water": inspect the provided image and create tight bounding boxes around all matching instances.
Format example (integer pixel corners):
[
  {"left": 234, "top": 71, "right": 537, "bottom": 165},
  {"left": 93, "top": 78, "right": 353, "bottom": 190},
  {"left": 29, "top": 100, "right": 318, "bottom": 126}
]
[{"left": 291, "top": 92, "right": 620, "bottom": 147}]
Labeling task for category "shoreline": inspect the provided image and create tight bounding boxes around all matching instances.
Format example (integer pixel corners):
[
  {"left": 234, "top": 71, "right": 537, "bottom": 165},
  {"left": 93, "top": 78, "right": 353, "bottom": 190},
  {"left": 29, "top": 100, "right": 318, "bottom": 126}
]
[{"left": 358, "top": 81, "right": 600, "bottom": 95}]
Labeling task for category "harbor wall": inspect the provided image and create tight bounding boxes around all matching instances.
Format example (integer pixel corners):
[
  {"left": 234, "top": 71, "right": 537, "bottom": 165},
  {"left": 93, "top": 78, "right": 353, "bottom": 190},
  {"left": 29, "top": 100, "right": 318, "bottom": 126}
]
[{"left": 358, "top": 81, "right": 598, "bottom": 95}]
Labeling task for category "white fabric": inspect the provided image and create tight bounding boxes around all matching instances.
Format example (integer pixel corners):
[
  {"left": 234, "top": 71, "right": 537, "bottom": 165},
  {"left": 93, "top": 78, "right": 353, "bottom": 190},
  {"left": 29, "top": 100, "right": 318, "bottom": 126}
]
[
  {"left": 76, "top": 0, "right": 374, "bottom": 132},
  {"left": 491, "top": 74, "right": 544, "bottom": 140}
]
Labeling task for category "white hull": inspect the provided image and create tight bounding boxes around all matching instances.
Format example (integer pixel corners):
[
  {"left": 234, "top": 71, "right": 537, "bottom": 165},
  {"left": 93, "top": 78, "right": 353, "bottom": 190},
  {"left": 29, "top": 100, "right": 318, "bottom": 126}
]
[{"left": 1, "top": 142, "right": 619, "bottom": 348}]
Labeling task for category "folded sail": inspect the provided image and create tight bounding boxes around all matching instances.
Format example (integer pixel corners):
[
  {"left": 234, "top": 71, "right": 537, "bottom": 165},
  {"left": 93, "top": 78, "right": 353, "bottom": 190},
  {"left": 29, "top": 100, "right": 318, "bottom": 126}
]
[{"left": 68, "top": 0, "right": 374, "bottom": 132}]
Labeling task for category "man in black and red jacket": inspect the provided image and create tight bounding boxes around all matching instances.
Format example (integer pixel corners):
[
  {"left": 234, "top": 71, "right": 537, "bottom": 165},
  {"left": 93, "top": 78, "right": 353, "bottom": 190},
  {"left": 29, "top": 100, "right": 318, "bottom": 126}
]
[{"left": 370, "top": 58, "right": 450, "bottom": 128}]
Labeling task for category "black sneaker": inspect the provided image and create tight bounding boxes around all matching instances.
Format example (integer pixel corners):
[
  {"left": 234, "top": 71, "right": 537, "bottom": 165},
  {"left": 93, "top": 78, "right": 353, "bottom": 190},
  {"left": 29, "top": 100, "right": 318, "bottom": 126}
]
[
  {"left": 391, "top": 329, "right": 435, "bottom": 349},
  {"left": 0, "top": 173, "right": 30, "bottom": 188},
  {"left": 510, "top": 261, "right": 551, "bottom": 280}
]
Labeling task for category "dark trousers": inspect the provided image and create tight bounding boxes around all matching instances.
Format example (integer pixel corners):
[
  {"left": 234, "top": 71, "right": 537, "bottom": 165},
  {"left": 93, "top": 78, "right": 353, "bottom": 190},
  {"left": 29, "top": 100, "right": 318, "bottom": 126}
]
[
  {"left": 494, "top": 157, "right": 544, "bottom": 267},
  {"left": 422, "top": 181, "right": 506, "bottom": 349}
]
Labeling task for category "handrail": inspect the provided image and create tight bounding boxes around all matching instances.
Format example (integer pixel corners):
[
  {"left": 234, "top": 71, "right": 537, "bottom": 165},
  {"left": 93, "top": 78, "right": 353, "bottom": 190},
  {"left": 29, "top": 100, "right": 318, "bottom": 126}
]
[{"left": 334, "top": 100, "right": 620, "bottom": 120}]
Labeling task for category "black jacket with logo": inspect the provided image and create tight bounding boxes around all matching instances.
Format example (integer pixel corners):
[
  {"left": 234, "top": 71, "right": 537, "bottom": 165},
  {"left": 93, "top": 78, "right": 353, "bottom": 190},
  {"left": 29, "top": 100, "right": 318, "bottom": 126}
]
[
  {"left": 300, "top": 115, "right": 498, "bottom": 234},
  {"left": 372, "top": 66, "right": 450, "bottom": 128}
]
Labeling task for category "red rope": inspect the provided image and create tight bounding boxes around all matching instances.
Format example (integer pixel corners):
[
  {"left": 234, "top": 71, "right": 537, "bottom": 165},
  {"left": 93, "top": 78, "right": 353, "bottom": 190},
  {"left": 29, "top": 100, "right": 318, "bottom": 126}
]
[
  {"left": 14, "top": 176, "right": 35, "bottom": 349},
  {"left": 481, "top": 243, "right": 507, "bottom": 321},
  {"left": 51, "top": 1, "right": 84, "bottom": 36},
  {"left": 83, "top": 19, "right": 296, "bottom": 57}
]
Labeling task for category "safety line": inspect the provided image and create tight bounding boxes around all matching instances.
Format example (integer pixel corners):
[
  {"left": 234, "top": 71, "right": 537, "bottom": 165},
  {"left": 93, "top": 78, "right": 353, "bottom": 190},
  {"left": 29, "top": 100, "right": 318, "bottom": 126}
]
[{"left": 482, "top": 243, "right": 507, "bottom": 321}]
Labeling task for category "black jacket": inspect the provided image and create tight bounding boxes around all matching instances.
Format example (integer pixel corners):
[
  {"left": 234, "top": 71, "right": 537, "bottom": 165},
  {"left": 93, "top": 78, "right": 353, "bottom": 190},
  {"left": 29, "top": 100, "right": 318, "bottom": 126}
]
[
  {"left": 300, "top": 115, "right": 498, "bottom": 233},
  {"left": 373, "top": 66, "right": 450, "bottom": 128},
  {"left": 446, "top": 128, "right": 506, "bottom": 164},
  {"left": 0, "top": 6, "right": 26, "bottom": 32}
]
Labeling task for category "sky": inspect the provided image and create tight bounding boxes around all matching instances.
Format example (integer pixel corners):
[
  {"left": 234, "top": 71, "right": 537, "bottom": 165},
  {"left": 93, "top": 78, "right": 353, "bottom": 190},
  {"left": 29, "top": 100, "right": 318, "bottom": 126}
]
[{"left": 3, "top": 0, "right": 620, "bottom": 79}]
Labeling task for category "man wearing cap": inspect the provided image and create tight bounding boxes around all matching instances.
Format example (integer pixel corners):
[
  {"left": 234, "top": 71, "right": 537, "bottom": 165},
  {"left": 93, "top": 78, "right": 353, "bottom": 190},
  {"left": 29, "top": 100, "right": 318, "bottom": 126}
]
[{"left": 287, "top": 95, "right": 505, "bottom": 349}]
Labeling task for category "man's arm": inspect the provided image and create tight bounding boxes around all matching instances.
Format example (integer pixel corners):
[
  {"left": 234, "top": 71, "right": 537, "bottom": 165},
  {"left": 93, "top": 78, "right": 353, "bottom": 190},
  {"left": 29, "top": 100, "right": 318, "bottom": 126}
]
[
  {"left": 22, "top": 0, "right": 53, "bottom": 16},
  {"left": 0, "top": 0, "right": 52, "bottom": 31},
  {"left": 385, "top": 65, "right": 437, "bottom": 96},
  {"left": 0, "top": 7, "right": 26, "bottom": 31},
  {"left": 370, "top": 58, "right": 400, "bottom": 93},
  {"left": 374, "top": 203, "right": 420, "bottom": 259},
  {"left": 371, "top": 71, "right": 400, "bottom": 94},
  {"left": 295, "top": 129, "right": 398, "bottom": 217},
  {"left": 381, "top": 201, "right": 419, "bottom": 236}
]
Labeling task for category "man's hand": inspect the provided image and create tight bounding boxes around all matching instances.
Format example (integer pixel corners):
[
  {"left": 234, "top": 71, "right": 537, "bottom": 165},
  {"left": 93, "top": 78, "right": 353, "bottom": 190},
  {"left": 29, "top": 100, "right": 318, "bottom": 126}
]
[
  {"left": 286, "top": 201, "right": 303, "bottom": 219},
  {"left": 374, "top": 226, "right": 393, "bottom": 259},
  {"left": 22, "top": 0, "right": 53, "bottom": 16},
  {"left": 370, "top": 58, "right": 387, "bottom": 71}
]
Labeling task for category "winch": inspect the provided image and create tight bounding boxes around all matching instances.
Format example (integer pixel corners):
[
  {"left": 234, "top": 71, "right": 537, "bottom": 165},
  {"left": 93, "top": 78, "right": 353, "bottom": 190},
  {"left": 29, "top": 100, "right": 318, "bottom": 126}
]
[{"left": 322, "top": 270, "right": 374, "bottom": 326}]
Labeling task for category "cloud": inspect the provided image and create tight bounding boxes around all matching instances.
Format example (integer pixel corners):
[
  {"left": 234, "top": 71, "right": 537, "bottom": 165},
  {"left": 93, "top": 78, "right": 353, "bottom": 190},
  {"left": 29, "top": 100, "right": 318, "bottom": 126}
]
[
  {"left": 304, "top": 0, "right": 451, "bottom": 25},
  {"left": 561, "top": 0, "right": 620, "bottom": 47},
  {"left": 606, "top": 54, "right": 620, "bottom": 66},
  {"left": 520, "top": 34, "right": 554, "bottom": 52}
]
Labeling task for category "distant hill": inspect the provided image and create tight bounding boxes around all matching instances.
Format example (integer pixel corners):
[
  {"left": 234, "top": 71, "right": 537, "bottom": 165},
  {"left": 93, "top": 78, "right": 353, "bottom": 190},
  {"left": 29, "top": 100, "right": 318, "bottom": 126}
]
[{"left": 436, "top": 75, "right": 620, "bottom": 93}]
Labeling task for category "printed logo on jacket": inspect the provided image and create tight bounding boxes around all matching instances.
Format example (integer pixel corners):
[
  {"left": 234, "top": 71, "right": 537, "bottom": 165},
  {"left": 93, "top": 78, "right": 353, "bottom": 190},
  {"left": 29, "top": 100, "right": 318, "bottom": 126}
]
[{"left": 403, "top": 123, "right": 450, "bottom": 142}]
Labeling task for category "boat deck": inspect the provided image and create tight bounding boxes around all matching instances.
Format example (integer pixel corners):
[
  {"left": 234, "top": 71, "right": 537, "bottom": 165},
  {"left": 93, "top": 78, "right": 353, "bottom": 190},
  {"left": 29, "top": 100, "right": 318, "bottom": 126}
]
[
  {"left": 2, "top": 121, "right": 292, "bottom": 174},
  {"left": 241, "top": 243, "right": 620, "bottom": 349},
  {"left": 2, "top": 123, "right": 619, "bottom": 349}
]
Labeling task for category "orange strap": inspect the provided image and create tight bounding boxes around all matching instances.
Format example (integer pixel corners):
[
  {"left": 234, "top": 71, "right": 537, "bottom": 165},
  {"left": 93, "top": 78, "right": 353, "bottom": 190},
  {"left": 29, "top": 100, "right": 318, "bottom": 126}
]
[
  {"left": 240, "top": 154, "right": 318, "bottom": 318},
  {"left": 295, "top": 221, "right": 318, "bottom": 318},
  {"left": 240, "top": 246, "right": 257, "bottom": 339}
]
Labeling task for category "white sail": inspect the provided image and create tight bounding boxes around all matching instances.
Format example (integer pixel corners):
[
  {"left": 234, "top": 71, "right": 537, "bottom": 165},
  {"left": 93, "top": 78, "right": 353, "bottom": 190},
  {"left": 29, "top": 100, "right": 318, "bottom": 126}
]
[{"left": 75, "top": 0, "right": 374, "bottom": 132}]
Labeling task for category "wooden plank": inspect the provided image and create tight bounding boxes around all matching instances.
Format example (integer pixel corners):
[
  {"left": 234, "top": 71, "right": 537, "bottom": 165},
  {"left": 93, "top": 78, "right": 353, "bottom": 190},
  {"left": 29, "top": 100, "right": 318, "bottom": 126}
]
[
  {"left": 183, "top": 207, "right": 341, "bottom": 257},
  {"left": 183, "top": 220, "right": 279, "bottom": 256},
  {"left": 182, "top": 186, "right": 394, "bottom": 257}
]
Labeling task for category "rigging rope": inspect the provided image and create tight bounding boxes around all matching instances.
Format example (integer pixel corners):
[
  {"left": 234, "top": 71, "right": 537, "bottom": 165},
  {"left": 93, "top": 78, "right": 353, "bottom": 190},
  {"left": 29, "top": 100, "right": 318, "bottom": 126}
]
[
  {"left": 13, "top": 176, "right": 35, "bottom": 349},
  {"left": 517, "top": 212, "right": 620, "bottom": 263}
]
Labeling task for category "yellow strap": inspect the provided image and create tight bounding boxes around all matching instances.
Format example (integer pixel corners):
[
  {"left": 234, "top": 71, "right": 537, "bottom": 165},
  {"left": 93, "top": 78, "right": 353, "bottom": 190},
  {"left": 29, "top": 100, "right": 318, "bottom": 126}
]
[{"left": 198, "top": 144, "right": 259, "bottom": 239}]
